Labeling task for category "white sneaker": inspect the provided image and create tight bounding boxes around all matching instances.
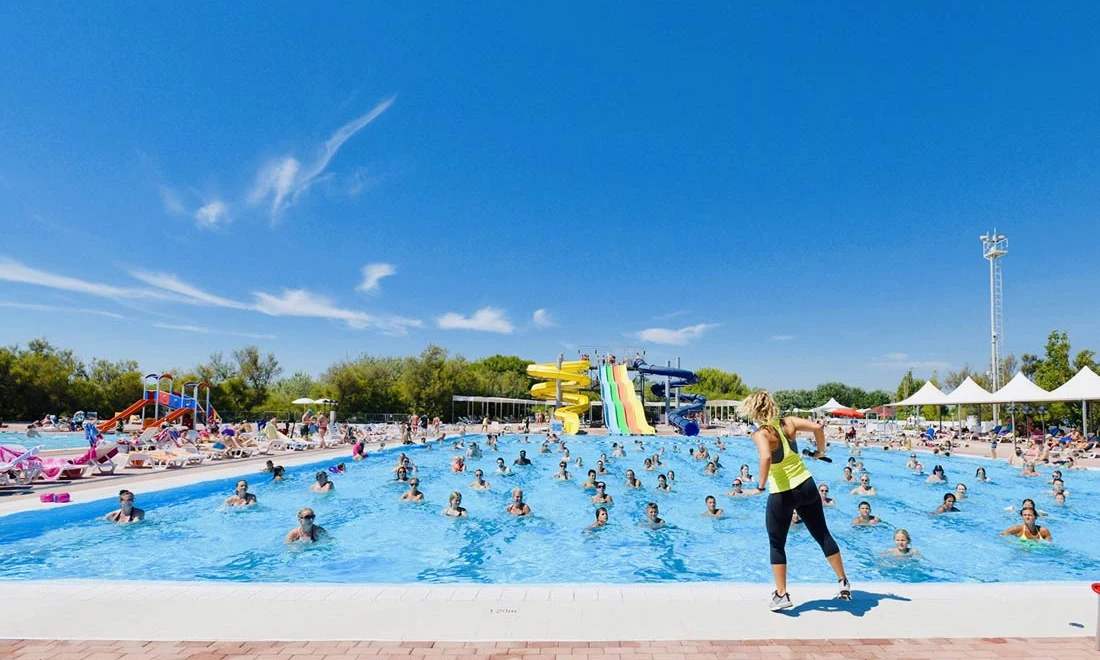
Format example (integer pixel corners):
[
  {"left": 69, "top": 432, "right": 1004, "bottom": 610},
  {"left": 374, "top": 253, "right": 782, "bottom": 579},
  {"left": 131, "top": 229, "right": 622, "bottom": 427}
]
[
  {"left": 769, "top": 590, "right": 793, "bottom": 611},
  {"left": 837, "top": 578, "right": 852, "bottom": 600}
]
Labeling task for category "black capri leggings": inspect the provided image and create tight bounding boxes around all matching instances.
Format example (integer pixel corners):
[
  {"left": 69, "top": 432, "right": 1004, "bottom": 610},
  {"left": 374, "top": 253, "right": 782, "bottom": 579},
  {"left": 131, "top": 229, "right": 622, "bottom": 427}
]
[{"left": 765, "top": 477, "right": 839, "bottom": 565}]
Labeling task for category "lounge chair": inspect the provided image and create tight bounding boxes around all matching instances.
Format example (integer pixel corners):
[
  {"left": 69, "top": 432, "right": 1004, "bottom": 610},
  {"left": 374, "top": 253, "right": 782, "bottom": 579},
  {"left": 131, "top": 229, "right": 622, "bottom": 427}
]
[
  {"left": 148, "top": 451, "right": 187, "bottom": 469},
  {"left": 0, "top": 447, "right": 44, "bottom": 486},
  {"left": 39, "top": 458, "right": 91, "bottom": 480},
  {"left": 125, "top": 452, "right": 155, "bottom": 469}
]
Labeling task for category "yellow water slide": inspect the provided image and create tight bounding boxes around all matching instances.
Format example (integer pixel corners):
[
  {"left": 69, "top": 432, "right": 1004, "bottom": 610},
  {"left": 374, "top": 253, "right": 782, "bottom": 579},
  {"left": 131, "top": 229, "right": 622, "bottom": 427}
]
[{"left": 527, "top": 360, "right": 591, "bottom": 435}]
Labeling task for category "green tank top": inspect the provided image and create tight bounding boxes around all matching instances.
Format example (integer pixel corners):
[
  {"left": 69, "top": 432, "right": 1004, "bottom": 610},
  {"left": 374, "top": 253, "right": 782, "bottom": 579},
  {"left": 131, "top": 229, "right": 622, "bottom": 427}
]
[{"left": 766, "top": 419, "right": 812, "bottom": 493}]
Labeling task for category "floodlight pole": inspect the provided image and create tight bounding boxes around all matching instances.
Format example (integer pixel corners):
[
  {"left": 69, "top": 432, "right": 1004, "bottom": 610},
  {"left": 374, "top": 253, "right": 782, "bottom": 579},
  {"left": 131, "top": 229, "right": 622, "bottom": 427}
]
[{"left": 981, "top": 231, "right": 1007, "bottom": 426}]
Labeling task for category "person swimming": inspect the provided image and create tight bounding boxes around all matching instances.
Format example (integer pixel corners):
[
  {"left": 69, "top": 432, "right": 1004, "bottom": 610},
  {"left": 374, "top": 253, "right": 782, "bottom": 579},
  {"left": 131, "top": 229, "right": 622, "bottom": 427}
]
[
  {"left": 704, "top": 495, "right": 724, "bottom": 517},
  {"left": 704, "top": 461, "right": 719, "bottom": 476},
  {"left": 506, "top": 488, "right": 531, "bottom": 516},
  {"left": 591, "top": 482, "right": 613, "bottom": 504},
  {"left": 496, "top": 457, "right": 512, "bottom": 475},
  {"left": 852, "top": 501, "right": 880, "bottom": 526},
  {"left": 106, "top": 489, "right": 144, "bottom": 523},
  {"left": 905, "top": 453, "right": 918, "bottom": 469},
  {"left": 394, "top": 465, "right": 410, "bottom": 482},
  {"left": 1020, "top": 462, "right": 1040, "bottom": 477},
  {"left": 624, "top": 469, "right": 642, "bottom": 488},
  {"left": 224, "top": 480, "right": 257, "bottom": 507},
  {"left": 555, "top": 461, "right": 572, "bottom": 480},
  {"left": 471, "top": 469, "right": 490, "bottom": 490},
  {"left": 933, "top": 492, "right": 959, "bottom": 514},
  {"left": 850, "top": 475, "right": 876, "bottom": 496},
  {"left": 401, "top": 478, "right": 424, "bottom": 501},
  {"left": 954, "top": 483, "right": 968, "bottom": 500},
  {"left": 642, "top": 502, "right": 665, "bottom": 528},
  {"left": 925, "top": 465, "right": 947, "bottom": 484},
  {"left": 655, "top": 474, "right": 670, "bottom": 492},
  {"left": 443, "top": 491, "right": 468, "bottom": 517},
  {"left": 1000, "top": 507, "right": 1051, "bottom": 542},
  {"left": 589, "top": 507, "right": 609, "bottom": 529},
  {"left": 514, "top": 450, "right": 532, "bottom": 466},
  {"left": 886, "top": 529, "right": 919, "bottom": 557},
  {"left": 312, "top": 471, "right": 335, "bottom": 492},
  {"left": 582, "top": 469, "right": 598, "bottom": 489},
  {"left": 262, "top": 460, "right": 275, "bottom": 473},
  {"left": 643, "top": 457, "right": 654, "bottom": 471},
  {"left": 666, "top": 470, "right": 676, "bottom": 483},
  {"left": 818, "top": 483, "right": 835, "bottom": 506},
  {"left": 974, "top": 466, "right": 989, "bottom": 482},
  {"left": 595, "top": 460, "right": 608, "bottom": 475},
  {"left": 842, "top": 466, "right": 855, "bottom": 483},
  {"left": 271, "top": 466, "right": 286, "bottom": 482},
  {"left": 286, "top": 508, "right": 327, "bottom": 543}
]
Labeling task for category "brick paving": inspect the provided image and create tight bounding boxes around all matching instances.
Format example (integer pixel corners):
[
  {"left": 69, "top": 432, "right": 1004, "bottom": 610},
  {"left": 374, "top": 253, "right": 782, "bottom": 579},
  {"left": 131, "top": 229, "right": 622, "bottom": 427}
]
[{"left": 1, "top": 638, "right": 1096, "bottom": 660}]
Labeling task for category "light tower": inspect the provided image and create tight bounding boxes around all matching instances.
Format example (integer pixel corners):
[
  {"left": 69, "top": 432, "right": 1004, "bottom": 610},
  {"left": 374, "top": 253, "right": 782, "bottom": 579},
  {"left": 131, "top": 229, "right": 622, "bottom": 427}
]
[{"left": 980, "top": 231, "right": 1007, "bottom": 424}]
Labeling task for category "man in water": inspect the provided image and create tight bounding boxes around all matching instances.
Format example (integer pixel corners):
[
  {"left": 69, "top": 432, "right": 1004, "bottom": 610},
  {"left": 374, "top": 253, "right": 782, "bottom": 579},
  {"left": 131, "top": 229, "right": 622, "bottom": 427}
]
[
  {"left": 642, "top": 502, "right": 665, "bottom": 528},
  {"left": 496, "top": 457, "right": 512, "bottom": 475},
  {"left": 589, "top": 507, "right": 609, "bottom": 529},
  {"left": 224, "top": 480, "right": 257, "bottom": 507},
  {"left": 514, "top": 450, "right": 532, "bottom": 466},
  {"left": 286, "top": 508, "right": 327, "bottom": 543},
  {"left": 506, "top": 488, "right": 531, "bottom": 516},
  {"left": 105, "top": 490, "right": 144, "bottom": 524},
  {"left": 849, "top": 475, "right": 876, "bottom": 496},
  {"left": 471, "top": 469, "right": 490, "bottom": 490},
  {"left": 591, "top": 482, "right": 613, "bottom": 505},
  {"left": 703, "top": 495, "right": 724, "bottom": 517},
  {"left": 312, "top": 471, "right": 335, "bottom": 492},
  {"left": 851, "top": 501, "right": 880, "bottom": 526}
]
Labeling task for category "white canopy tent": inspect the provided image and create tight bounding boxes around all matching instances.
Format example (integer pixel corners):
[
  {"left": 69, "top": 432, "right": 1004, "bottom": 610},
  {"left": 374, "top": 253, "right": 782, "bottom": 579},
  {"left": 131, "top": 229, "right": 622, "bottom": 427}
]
[
  {"left": 812, "top": 398, "right": 847, "bottom": 413},
  {"left": 942, "top": 377, "right": 994, "bottom": 405},
  {"left": 1034, "top": 366, "right": 1100, "bottom": 434},
  {"left": 889, "top": 381, "right": 949, "bottom": 407},
  {"left": 986, "top": 372, "right": 1051, "bottom": 404}
]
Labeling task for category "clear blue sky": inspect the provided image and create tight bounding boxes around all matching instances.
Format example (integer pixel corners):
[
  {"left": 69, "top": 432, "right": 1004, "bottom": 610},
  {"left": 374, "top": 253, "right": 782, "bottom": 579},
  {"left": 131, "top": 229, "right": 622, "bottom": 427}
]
[{"left": 1, "top": 3, "right": 1098, "bottom": 391}]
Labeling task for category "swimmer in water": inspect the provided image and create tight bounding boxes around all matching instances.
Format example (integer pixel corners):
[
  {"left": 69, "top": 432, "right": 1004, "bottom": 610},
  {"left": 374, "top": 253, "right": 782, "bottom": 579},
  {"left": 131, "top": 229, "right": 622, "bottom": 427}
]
[
  {"left": 933, "top": 493, "right": 959, "bottom": 514},
  {"left": 842, "top": 466, "right": 855, "bottom": 483},
  {"left": 739, "top": 464, "right": 753, "bottom": 482},
  {"left": 1054, "top": 492, "right": 1067, "bottom": 505},
  {"left": 704, "top": 461, "right": 719, "bottom": 476},
  {"left": 582, "top": 469, "right": 598, "bottom": 489},
  {"left": 818, "top": 483, "right": 835, "bottom": 506},
  {"left": 925, "top": 465, "right": 947, "bottom": 484},
  {"left": 262, "top": 460, "right": 275, "bottom": 473},
  {"left": 1049, "top": 479, "right": 1070, "bottom": 496},
  {"left": 1020, "top": 462, "right": 1040, "bottom": 477},
  {"left": 851, "top": 501, "right": 880, "bottom": 526},
  {"left": 471, "top": 469, "right": 490, "bottom": 490},
  {"left": 106, "top": 489, "right": 145, "bottom": 523},
  {"left": 624, "top": 469, "right": 642, "bottom": 488},
  {"left": 612, "top": 443, "right": 625, "bottom": 458},
  {"left": 224, "top": 480, "right": 257, "bottom": 507},
  {"left": 1000, "top": 507, "right": 1051, "bottom": 542},
  {"left": 286, "top": 508, "right": 327, "bottom": 543},
  {"left": 443, "top": 491, "right": 468, "bottom": 517},
  {"left": 642, "top": 501, "right": 665, "bottom": 528},
  {"left": 400, "top": 478, "right": 424, "bottom": 501},
  {"left": 885, "top": 529, "right": 919, "bottom": 557},
  {"left": 905, "top": 453, "right": 918, "bottom": 469},
  {"left": 1046, "top": 470, "right": 1063, "bottom": 485},
  {"left": 496, "top": 457, "right": 512, "bottom": 475},
  {"left": 666, "top": 470, "right": 676, "bottom": 483},
  {"left": 595, "top": 460, "right": 608, "bottom": 475},
  {"left": 555, "top": 461, "right": 572, "bottom": 480},
  {"left": 271, "top": 466, "right": 285, "bottom": 482},
  {"left": 312, "top": 471, "right": 335, "bottom": 492},
  {"left": 655, "top": 474, "right": 671, "bottom": 492},
  {"left": 850, "top": 475, "right": 876, "bottom": 496},
  {"left": 394, "top": 466, "right": 409, "bottom": 482},
  {"left": 643, "top": 457, "right": 654, "bottom": 471},
  {"left": 974, "top": 466, "right": 989, "bottom": 482},
  {"left": 591, "top": 482, "right": 613, "bottom": 505},
  {"left": 589, "top": 506, "right": 609, "bottom": 528},
  {"left": 912, "top": 462, "right": 924, "bottom": 476},
  {"left": 514, "top": 450, "right": 532, "bottom": 466},
  {"left": 506, "top": 488, "right": 531, "bottom": 516},
  {"left": 704, "top": 495, "right": 724, "bottom": 517},
  {"left": 954, "top": 483, "right": 968, "bottom": 500}
]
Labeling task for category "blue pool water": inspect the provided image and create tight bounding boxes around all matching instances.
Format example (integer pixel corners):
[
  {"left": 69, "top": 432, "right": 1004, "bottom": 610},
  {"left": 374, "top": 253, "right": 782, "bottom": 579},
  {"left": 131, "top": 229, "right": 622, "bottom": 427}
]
[
  {"left": 0, "top": 430, "right": 88, "bottom": 451},
  {"left": 1, "top": 434, "right": 1098, "bottom": 584}
]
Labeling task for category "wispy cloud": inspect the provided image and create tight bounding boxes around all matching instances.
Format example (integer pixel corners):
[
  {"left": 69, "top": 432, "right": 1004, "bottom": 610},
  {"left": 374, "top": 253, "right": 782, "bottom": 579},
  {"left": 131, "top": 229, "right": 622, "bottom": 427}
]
[
  {"left": 871, "top": 353, "right": 951, "bottom": 370},
  {"left": 152, "top": 322, "right": 276, "bottom": 340},
  {"left": 0, "top": 258, "right": 171, "bottom": 301},
  {"left": 252, "top": 289, "right": 422, "bottom": 334},
  {"left": 651, "top": 310, "right": 690, "bottom": 321},
  {"left": 636, "top": 323, "right": 719, "bottom": 346},
  {"left": 532, "top": 308, "right": 555, "bottom": 328},
  {"left": 437, "top": 307, "right": 514, "bottom": 334},
  {"left": 159, "top": 186, "right": 186, "bottom": 215},
  {"left": 357, "top": 263, "right": 396, "bottom": 294},
  {"left": 194, "top": 200, "right": 230, "bottom": 229},
  {"left": 0, "top": 258, "right": 422, "bottom": 335},
  {"left": 0, "top": 301, "right": 127, "bottom": 320},
  {"left": 248, "top": 96, "right": 396, "bottom": 222},
  {"left": 770, "top": 334, "right": 796, "bottom": 341}
]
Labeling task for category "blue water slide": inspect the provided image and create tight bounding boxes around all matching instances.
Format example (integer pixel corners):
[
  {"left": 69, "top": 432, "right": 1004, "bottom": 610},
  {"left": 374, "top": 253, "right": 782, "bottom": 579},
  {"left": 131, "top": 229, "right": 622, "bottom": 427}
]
[{"left": 632, "top": 359, "right": 706, "bottom": 436}]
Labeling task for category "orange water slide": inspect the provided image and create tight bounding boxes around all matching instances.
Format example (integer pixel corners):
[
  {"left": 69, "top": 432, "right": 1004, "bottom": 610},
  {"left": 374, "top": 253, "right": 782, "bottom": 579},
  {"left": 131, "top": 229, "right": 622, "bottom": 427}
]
[
  {"left": 143, "top": 406, "right": 191, "bottom": 429},
  {"left": 96, "top": 399, "right": 150, "bottom": 433}
]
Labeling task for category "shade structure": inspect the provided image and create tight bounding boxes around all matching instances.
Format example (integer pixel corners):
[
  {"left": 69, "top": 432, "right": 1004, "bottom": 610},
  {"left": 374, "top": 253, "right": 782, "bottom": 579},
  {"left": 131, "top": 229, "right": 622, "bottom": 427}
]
[
  {"left": 943, "top": 377, "right": 994, "bottom": 405},
  {"left": 1034, "top": 366, "right": 1100, "bottom": 402},
  {"left": 830, "top": 407, "right": 864, "bottom": 418},
  {"left": 986, "top": 372, "right": 1052, "bottom": 404},
  {"left": 812, "top": 398, "right": 847, "bottom": 413},
  {"left": 889, "top": 381, "right": 949, "bottom": 407},
  {"left": 291, "top": 398, "right": 316, "bottom": 405}
]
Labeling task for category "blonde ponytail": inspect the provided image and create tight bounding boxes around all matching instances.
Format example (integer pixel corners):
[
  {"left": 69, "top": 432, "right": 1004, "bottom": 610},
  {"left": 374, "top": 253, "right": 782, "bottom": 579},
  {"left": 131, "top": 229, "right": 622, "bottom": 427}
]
[{"left": 739, "top": 390, "right": 779, "bottom": 424}]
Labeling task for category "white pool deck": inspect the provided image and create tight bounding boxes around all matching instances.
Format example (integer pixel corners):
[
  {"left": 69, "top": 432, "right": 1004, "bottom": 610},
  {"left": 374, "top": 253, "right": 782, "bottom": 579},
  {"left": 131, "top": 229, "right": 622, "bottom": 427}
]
[{"left": 2, "top": 447, "right": 1097, "bottom": 643}]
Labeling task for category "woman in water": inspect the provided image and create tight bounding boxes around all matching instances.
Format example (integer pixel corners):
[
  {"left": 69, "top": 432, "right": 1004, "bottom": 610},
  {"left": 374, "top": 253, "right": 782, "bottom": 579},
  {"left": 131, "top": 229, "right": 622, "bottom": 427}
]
[
  {"left": 925, "top": 465, "right": 947, "bottom": 484},
  {"left": 589, "top": 507, "right": 609, "bottom": 529},
  {"left": 591, "top": 482, "right": 613, "bottom": 505},
  {"left": 471, "top": 469, "right": 490, "bottom": 490},
  {"left": 271, "top": 465, "right": 285, "bottom": 482},
  {"left": 105, "top": 489, "right": 145, "bottom": 523},
  {"left": 224, "top": 480, "right": 257, "bottom": 507},
  {"left": 1020, "top": 462, "right": 1040, "bottom": 477},
  {"left": 400, "top": 478, "right": 424, "bottom": 501},
  {"left": 443, "top": 492, "right": 468, "bottom": 517},
  {"left": 954, "top": 483, "right": 968, "bottom": 500},
  {"left": 1000, "top": 507, "right": 1051, "bottom": 542},
  {"left": 394, "top": 466, "right": 410, "bottom": 482},
  {"left": 451, "top": 456, "right": 466, "bottom": 473},
  {"left": 643, "top": 457, "right": 654, "bottom": 471},
  {"left": 739, "top": 464, "right": 754, "bottom": 483},
  {"left": 1006, "top": 498, "right": 1048, "bottom": 516},
  {"left": 850, "top": 475, "right": 876, "bottom": 496},
  {"left": 666, "top": 470, "right": 676, "bottom": 483},
  {"left": 704, "top": 461, "right": 719, "bottom": 476},
  {"left": 312, "top": 471, "right": 335, "bottom": 492},
  {"left": 286, "top": 508, "right": 327, "bottom": 543},
  {"left": 905, "top": 453, "right": 918, "bottom": 469},
  {"left": 974, "top": 466, "right": 989, "bottom": 482},
  {"left": 886, "top": 529, "right": 919, "bottom": 558},
  {"left": 818, "top": 483, "right": 835, "bottom": 506},
  {"left": 655, "top": 474, "right": 671, "bottom": 492},
  {"left": 741, "top": 391, "right": 850, "bottom": 610},
  {"left": 642, "top": 502, "right": 665, "bottom": 528},
  {"left": 555, "top": 461, "right": 572, "bottom": 480},
  {"left": 933, "top": 493, "right": 959, "bottom": 514},
  {"left": 841, "top": 466, "right": 855, "bottom": 483},
  {"left": 624, "top": 470, "right": 642, "bottom": 488},
  {"left": 506, "top": 488, "right": 531, "bottom": 516}
]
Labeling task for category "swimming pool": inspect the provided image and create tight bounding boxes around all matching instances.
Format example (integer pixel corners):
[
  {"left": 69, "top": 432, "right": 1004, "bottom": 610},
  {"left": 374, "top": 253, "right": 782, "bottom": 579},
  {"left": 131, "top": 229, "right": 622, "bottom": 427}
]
[
  {"left": 1, "top": 434, "right": 1098, "bottom": 584},
  {"left": 0, "top": 430, "right": 88, "bottom": 451}
]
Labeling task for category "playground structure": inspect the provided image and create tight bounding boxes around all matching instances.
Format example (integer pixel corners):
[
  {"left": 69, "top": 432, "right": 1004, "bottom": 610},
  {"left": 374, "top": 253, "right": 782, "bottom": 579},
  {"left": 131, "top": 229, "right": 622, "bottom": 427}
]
[
  {"left": 633, "top": 358, "right": 706, "bottom": 436},
  {"left": 96, "top": 373, "right": 218, "bottom": 433},
  {"left": 526, "top": 359, "right": 591, "bottom": 435}
]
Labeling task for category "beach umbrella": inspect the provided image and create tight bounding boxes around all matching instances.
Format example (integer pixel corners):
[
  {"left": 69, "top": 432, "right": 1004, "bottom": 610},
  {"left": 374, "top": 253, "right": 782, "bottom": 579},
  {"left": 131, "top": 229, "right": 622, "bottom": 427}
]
[
  {"left": 830, "top": 408, "right": 864, "bottom": 419},
  {"left": 291, "top": 397, "right": 317, "bottom": 405}
]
